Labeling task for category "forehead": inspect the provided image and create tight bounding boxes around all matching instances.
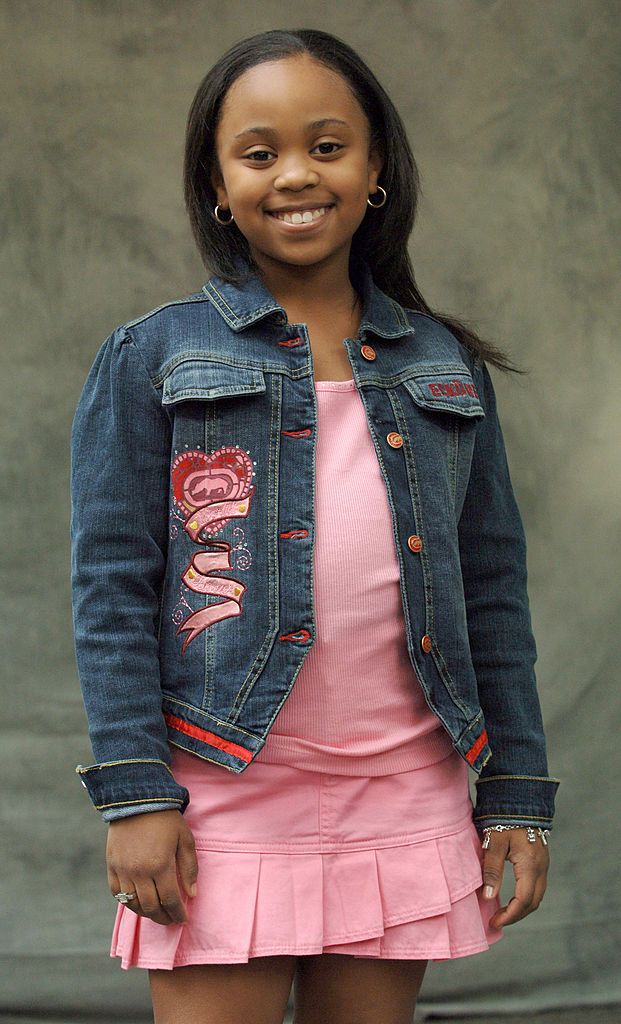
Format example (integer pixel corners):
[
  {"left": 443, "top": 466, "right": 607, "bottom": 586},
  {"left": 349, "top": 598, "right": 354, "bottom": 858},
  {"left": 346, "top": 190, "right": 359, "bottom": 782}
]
[{"left": 217, "top": 55, "right": 368, "bottom": 136}]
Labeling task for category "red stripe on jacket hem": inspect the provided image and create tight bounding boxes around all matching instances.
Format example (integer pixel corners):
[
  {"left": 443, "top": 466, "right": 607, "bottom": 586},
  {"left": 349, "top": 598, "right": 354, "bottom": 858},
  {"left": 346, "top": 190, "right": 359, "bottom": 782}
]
[
  {"left": 164, "top": 712, "right": 254, "bottom": 764},
  {"left": 465, "top": 729, "right": 488, "bottom": 765}
]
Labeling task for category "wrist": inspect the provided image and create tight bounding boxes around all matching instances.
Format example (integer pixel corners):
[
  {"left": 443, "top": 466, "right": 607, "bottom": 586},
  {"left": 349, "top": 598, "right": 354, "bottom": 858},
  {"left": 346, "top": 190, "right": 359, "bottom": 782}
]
[{"left": 480, "top": 824, "right": 551, "bottom": 849}]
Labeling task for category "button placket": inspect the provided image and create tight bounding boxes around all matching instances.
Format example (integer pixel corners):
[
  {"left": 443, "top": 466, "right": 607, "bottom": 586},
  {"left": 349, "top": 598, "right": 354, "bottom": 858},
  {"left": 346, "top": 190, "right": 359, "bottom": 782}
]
[
  {"left": 381, "top": 409, "right": 433, "bottom": 658},
  {"left": 280, "top": 331, "right": 313, "bottom": 439},
  {"left": 278, "top": 339, "right": 315, "bottom": 651}
]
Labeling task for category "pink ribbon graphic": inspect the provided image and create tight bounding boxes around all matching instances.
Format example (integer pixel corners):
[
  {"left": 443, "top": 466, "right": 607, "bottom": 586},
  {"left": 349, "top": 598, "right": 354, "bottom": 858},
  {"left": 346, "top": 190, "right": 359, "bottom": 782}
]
[{"left": 171, "top": 447, "right": 255, "bottom": 654}]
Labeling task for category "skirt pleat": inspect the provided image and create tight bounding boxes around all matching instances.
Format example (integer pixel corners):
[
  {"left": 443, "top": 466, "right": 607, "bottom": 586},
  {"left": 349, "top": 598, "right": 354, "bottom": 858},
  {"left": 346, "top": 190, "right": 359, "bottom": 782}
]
[{"left": 111, "top": 746, "right": 503, "bottom": 967}]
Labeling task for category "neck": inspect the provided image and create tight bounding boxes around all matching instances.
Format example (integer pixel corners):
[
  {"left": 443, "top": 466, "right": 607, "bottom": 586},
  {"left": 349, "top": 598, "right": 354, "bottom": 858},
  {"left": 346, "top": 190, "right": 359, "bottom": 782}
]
[{"left": 252, "top": 251, "right": 360, "bottom": 321}]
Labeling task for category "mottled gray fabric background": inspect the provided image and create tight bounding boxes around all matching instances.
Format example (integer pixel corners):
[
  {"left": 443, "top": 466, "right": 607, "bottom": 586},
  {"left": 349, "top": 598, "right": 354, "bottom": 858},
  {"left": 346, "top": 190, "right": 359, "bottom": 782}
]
[{"left": 1, "top": 0, "right": 620, "bottom": 1019}]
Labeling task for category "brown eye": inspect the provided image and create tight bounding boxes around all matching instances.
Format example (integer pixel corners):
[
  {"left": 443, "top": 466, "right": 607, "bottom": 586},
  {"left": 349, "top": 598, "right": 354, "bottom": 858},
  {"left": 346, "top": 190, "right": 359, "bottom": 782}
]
[
  {"left": 246, "top": 150, "right": 274, "bottom": 162},
  {"left": 314, "top": 142, "right": 342, "bottom": 155}
]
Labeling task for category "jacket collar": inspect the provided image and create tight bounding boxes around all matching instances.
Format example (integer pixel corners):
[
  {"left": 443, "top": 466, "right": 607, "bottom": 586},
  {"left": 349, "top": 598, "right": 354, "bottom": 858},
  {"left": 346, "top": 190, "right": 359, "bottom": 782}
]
[{"left": 202, "top": 259, "right": 415, "bottom": 341}]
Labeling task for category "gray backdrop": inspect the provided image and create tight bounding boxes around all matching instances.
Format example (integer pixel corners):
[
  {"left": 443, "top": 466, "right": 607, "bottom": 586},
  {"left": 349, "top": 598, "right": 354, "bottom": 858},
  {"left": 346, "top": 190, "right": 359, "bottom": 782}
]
[{"left": 1, "top": 0, "right": 620, "bottom": 1019}]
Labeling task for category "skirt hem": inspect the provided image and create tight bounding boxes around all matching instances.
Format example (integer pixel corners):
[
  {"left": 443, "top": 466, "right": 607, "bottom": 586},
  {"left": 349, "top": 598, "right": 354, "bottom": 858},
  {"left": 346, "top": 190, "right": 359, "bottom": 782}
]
[{"left": 112, "top": 931, "right": 501, "bottom": 970}]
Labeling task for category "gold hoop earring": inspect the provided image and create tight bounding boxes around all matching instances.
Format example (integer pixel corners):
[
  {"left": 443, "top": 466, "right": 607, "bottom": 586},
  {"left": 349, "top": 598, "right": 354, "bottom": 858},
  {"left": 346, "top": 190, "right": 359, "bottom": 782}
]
[
  {"left": 214, "top": 204, "right": 235, "bottom": 225},
  {"left": 367, "top": 185, "right": 387, "bottom": 209}
]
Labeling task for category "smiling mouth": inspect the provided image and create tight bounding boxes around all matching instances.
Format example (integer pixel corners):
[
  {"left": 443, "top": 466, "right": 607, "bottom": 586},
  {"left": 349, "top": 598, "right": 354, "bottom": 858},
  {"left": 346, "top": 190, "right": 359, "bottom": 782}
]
[{"left": 266, "top": 205, "right": 333, "bottom": 225}]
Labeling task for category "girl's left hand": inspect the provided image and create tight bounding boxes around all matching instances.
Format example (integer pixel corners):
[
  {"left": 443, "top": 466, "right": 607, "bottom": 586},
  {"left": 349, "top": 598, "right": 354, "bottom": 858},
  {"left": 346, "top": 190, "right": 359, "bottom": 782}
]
[{"left": 481, "top": 828, "right": 550, "bottom": 928}]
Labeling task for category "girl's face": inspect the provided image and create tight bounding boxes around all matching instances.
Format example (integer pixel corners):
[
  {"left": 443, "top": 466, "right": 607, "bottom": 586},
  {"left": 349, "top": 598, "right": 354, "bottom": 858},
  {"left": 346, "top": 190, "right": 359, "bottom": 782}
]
[{"left": 212, "top": 54, "right": 382, "bottom": 277}]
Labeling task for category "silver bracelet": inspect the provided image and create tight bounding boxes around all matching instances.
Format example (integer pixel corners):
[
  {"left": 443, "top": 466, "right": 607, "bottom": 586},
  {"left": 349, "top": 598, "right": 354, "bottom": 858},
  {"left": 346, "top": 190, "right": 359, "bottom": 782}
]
[{"left": 481, "top": 824, "right": 550, "bottom": 849}]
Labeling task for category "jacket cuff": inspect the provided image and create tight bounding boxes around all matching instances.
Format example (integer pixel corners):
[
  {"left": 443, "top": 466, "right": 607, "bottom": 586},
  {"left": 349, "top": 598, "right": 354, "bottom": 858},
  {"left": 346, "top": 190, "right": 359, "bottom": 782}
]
[
  {"left": 75, "top": 758, "right": 189, "bottom": 816},
  {"left": 473, "top": 774, "right": 560, "bottom": 829}
]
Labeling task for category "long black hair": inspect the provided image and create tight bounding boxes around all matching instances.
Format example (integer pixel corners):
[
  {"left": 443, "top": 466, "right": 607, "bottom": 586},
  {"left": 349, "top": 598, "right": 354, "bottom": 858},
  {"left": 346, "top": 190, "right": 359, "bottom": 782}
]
[{"left": 183, "top": 28, "right": 520, "bottom": 373}]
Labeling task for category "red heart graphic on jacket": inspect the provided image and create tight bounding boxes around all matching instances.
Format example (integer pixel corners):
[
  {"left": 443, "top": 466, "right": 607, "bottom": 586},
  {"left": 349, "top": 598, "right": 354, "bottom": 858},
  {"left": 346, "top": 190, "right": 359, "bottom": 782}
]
[{"left": 172, "top": 446, "right": 254, "bottom": 535}]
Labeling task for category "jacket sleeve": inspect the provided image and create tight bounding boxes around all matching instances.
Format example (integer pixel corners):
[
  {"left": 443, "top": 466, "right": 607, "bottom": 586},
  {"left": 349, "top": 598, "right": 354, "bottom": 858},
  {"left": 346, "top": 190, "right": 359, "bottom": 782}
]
[
  {"left": 458, "top": 359, "right": 559, "bottom": 829},
  {"left": 70, "top": 326, "right": 189, "bottom": 820}
]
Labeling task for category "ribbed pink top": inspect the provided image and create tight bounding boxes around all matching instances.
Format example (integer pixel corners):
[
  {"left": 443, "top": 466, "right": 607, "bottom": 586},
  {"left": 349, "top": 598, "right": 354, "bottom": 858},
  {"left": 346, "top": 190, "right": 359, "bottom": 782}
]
[{"left": 255, "top": 378, "right": 454, "bottom": 775}]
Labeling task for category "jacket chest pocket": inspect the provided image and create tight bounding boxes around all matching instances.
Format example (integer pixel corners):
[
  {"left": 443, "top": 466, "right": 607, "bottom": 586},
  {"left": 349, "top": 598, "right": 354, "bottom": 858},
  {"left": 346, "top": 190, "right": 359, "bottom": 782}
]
[
  {"left": 161, "top": 357, "right": 268, "bottom": 452},
  {"left": 400, "top": 364, "right": 485, "bottom": 515},
  {"left": 402, "top": 365, "right": 484, "bottom": 418},
  {"left": 162, "top": 359, "right": 266, "bottom": 405}
]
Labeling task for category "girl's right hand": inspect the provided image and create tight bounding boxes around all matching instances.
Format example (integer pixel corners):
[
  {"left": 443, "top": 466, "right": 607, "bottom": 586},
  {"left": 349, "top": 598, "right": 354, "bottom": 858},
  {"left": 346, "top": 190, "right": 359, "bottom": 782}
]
[{"left": 106, "top": 809, "right": 199, "bottom": 926}]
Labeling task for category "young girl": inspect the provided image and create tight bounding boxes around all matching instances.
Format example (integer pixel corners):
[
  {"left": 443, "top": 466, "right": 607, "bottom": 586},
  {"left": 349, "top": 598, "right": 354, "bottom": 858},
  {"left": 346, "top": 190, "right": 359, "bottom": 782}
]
[{"left": 70, "top": 28, "right": 559, "bottom": 1024}]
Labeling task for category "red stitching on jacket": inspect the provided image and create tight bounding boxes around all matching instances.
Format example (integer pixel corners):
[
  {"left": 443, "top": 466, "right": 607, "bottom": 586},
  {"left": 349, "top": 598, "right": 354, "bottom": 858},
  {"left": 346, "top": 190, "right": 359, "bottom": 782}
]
[
  {"left": 279, "top": 529, "right": 309, "bottom": 539},
  {"left": 281, "top": 428, "right": 312, "bottom": 438},
  {"left": 465, "top": 729, "right": 489, "bottom": 765},
  {"left": 278, "top": 337, "right": 302, "bottom": 347},
  {"left": 164, "top": 712, "right": 254, "bottom": 763},
  {"left": 279, "top": 628, "right": 312, "bottom": 643}
]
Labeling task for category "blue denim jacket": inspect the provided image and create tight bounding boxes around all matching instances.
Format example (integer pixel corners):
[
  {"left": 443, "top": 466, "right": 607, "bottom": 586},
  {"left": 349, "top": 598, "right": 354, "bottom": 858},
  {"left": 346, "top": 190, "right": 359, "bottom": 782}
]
[{"left": 70, "top": 260, "right": 559, "bottom": 827}]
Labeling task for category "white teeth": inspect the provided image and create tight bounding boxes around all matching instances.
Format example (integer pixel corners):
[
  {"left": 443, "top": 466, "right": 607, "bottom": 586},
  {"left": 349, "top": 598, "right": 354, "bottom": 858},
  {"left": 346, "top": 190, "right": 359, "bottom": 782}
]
[{"left": 273, "top": 207, "right": 328, "bottom": 224}]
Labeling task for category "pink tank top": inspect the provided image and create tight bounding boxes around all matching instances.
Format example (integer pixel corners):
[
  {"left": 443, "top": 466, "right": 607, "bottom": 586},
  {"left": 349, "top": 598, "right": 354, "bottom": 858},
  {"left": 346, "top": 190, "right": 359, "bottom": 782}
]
[{"left": 255, "top": 378, "right": 454, "bottom": 775}]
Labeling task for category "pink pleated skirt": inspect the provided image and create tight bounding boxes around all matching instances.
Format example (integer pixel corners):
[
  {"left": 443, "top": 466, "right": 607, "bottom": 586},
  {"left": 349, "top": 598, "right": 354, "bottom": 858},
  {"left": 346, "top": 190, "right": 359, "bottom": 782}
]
[{"left": 111, "top": 745, "right": 503, "bottom": 968}]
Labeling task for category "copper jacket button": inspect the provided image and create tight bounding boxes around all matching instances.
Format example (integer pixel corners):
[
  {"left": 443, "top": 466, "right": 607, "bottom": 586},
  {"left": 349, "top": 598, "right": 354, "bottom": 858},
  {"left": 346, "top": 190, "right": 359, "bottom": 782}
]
[
  {"left": 421, "top": 634, "right": 433, "bottom": 654},
  {"left": 387, "top": 432, "right": 403, "bottom": 448},
  {"left": 361, "top": 344, "right": 376, "bottom": 360},
  {"left": 407, "top": 534, "right": 423, "bottom": 553}
]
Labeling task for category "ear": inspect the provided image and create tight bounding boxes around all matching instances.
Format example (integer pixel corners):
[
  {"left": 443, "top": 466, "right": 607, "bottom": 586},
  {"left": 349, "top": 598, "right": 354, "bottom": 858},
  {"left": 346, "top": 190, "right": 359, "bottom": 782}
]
[
  {"left": 367, "top": 146, "right": 384, "bottom": 194},
  {"left": 210, "top": 164, "right": 228, "bottom": 206}
]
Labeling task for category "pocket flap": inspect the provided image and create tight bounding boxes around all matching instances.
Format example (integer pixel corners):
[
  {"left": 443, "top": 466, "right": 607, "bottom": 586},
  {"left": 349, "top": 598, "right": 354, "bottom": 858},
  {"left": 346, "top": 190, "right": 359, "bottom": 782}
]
[
  {"left": 162, "top": 360, "right": 266, "bottom": 405},
  {"left": 403, "top": 365, "right": 485, "bottom": 418}
]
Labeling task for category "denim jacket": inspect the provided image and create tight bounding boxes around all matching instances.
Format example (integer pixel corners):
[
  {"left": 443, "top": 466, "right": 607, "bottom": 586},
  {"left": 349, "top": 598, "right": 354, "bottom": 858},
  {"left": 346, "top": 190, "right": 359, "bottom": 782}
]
[{"left": 70, "top": 260, "right": 559, "bottom": 827}]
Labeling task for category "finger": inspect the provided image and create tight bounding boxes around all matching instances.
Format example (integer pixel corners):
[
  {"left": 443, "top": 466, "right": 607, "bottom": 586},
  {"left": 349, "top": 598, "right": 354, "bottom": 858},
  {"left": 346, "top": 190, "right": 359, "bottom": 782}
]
[
  {"left": 108, "top": 869, "right": 143, "bottom": 916},
  {"left": 107, "top": 865, "right": 121, "bottom": 897},
  {"left": 513, "top": 856, "right": 548, "bottom": 915},
  {"left": 513, "top": 862, "right": 538, "bottom": 911},
  {"left": 106, "top": 846, "right": 139, "bottom": 911},
  {"left": 176, "top": 828, "right": 199, "bottom": 899},
  {"left": 530, "top": 873, "right": 547, "bottom": 913},
  {"left": 154, "top": 868, "right": 188, "bottom": 924},
  {"left": 490, "top": 893, "right": 532, "bottom": 928},
  {"left": 113, "top": 876, "right": 148, "bottom": 920},
  {"left": 481, "top": 839, "right": 508, "bottom": 900},
  {"left": 133, "top": 877, "right": 176, "bottom": 927},
  {"left": 489, "top": 861, "right": 542, "bottom": 928}
]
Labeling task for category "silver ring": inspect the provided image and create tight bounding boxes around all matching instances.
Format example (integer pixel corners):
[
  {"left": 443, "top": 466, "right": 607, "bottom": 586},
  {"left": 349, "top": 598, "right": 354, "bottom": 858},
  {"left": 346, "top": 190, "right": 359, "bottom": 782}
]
[{"left": 113, "top": 890, "right": 137, "bottom": 904}]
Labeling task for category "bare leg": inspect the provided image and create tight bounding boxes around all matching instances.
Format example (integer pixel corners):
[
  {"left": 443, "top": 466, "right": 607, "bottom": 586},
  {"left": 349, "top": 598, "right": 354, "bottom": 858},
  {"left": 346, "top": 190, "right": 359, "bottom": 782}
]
[
  {"left": 149, "top": 954, "right": 297, "bottom": 1024},
  {"left": 293, "top": 953, "right": 428, "bottom": 1024}
]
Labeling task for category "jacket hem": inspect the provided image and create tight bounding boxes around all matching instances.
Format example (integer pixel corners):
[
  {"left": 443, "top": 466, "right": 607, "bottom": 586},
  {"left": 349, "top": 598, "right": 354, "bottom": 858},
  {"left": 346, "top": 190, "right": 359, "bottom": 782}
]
[
  {"left": 162, "top": 699, "right": 264, "bottom": 773},
  {"left": 453, "top": 720, "right": 491, "bottom": 772}
]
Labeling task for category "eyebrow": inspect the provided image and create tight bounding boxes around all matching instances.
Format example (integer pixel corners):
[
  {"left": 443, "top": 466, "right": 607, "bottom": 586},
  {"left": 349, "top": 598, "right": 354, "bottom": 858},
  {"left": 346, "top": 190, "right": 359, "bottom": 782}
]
[{"left": 233, "top": 118, "right": 350, "bottom": 141}]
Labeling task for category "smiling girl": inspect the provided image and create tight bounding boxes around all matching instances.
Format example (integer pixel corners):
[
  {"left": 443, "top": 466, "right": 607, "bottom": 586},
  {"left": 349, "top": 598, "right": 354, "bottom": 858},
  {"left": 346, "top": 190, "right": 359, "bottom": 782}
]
[{"left": 70, "top": 28, "right": 558, "bottom": 1024}]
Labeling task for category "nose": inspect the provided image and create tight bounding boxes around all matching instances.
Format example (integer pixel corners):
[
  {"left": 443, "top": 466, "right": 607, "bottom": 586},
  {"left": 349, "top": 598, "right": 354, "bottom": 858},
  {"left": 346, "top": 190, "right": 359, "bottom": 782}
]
[{"left": 273, "top": 156, "right": 320, "bottom": 192}]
